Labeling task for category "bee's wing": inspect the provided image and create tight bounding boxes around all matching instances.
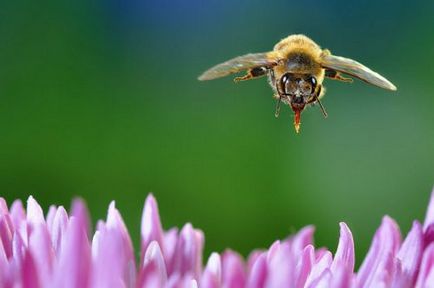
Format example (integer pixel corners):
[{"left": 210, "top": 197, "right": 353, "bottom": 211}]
[
  {"left": 320, "top": 54, "right": 397, "bottom": 91},
  {"left": 198, "top": 52, "right": 279, "bottom": 81}
]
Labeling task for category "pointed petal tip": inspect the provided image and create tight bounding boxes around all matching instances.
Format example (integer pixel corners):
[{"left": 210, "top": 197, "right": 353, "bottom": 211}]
[
  {"left": 338, "top": 222, "right": 354, "bottom": 244},
  {"left": 108, "top": 200, "right": 116, "bottom": 210},
  {"left": 206, "top": 252, "right": 221, "bottom": 272},
  {"left": 26, "top": 195, "right": 45, "bottom": 225},
  {"left": 203, "top": 252, "right": 222, "bottom": 285},
  {"left": 144, "top": 241, "right": 167, "bottom": 282},
  {"left": 145, "top": 193, "right": 157, "bottom": 205},
  {"left": 106, "top": 201, "right": 124, "bottom": 230},
  {"left": 381, "top": 215, "right": 400, "bottom": 231},
  {"left": 107, "top": 201, "right": 119, "bottom": 219},
  {"left": 332, "top": 222, "right": 355, "bottom": 273},
  {"left": 0, "top": 198, "right": 8, "bottom": 215},
  {"left": 71, "top": 198, "right": 88, "bottom": 215},
  {"left": 141, "top": 193, "right": 164, "bottom": 259},
  {"left": 142, "top": 194, "right": 160, "bottom": 226},
  {"left": 70, "top": 198, "right": 90, "bottom": 237},
  {"left": 423, "top": 187, "right": 434, "bottom": 230},
  {"left": 144, "top": 241, "right": 163, "bottom": 261},
  {"left": 290, "top": 225, "right": 315, "bottom": 252}
]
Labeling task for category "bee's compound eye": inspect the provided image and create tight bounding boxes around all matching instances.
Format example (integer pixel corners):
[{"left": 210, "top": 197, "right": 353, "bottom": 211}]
[
  {"left": 310, "top": 76, "right": 317, "bottom": 86},
  {"left": 281, "top": 73, "right": 291, "bottom": 85},
  {"left": 308, "top": 76, "right": 317, "bottom": 93}
]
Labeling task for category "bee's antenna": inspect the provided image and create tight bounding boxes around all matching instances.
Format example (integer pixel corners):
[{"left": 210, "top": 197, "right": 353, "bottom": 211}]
[
  {"left": 316, "top": 97, "right": 328, "bottom": 118},
  {"left": 275, "top": 96, "right": 282, "bottom": 118}
]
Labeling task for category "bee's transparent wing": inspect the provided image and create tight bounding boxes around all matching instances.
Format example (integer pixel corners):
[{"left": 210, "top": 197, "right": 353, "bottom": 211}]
[
  {"left": 198, "top": 52, "right": 278, "bottom": 81},
  {"left": 320, "top": 54, "right": 397, "bottom": 91}
]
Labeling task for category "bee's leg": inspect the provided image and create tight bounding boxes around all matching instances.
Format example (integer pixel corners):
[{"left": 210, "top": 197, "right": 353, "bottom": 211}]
[
  {"left": 316, "top": 97, "right": 328, "bottom": 118},
  {"left": 274, "top": 95, "right": 282, "bottom": 118},
  {"left": 325, "top": 69, "right": 353, "bottom": 83},
  {"left": 234, "top": 67, "right": 268, "bottom": 82},
  {"left": 270, "top": 68, "right": 290, "bottom": 118},
  {"left": 314, "top": 86, "right": 328, "bottom": 118},
  {"left": 269, "top": 68, "right": 276, "bottom": 84}
]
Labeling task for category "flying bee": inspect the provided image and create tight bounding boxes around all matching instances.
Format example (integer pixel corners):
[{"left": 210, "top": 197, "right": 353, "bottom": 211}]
[{"left": 198, "top": 34, "right": 397, "bottom": 133}]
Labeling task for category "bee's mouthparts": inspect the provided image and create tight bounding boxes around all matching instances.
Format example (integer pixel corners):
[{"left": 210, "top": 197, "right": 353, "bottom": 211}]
[
  {"left": 292, "top": 95, "right": 304, "bottom": 104},
  {"left": 291, "top": 104, "right": 305, "bottom": 134},
  {"left": 294, "top": 110, "right": 301, "bottom": 133}
]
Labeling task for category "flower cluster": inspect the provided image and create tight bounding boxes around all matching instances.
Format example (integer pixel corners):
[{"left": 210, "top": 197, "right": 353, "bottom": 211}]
[{"left": 0, "top": 190, "right": 434, "bottom": 287}]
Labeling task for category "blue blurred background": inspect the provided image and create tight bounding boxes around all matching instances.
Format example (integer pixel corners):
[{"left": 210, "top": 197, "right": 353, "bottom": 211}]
[{"left": 0, "top": 0, "right": 433, "bottom": 265}]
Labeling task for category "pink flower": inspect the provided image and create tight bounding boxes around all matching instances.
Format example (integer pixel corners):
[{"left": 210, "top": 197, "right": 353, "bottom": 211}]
[{"left": 0, "top": 189, "right": 434, "bottom": 287}]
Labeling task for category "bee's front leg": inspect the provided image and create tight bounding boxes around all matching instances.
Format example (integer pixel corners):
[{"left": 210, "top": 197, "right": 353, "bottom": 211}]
[
  {"left": 234, "top": 67, "right": 268, "bottom": 82},
  {"left": 269, "top": 69, "right": 287, "bottom": 118},
  {"left": 274, "top": 95, "right": 282, "bottom": 118}
]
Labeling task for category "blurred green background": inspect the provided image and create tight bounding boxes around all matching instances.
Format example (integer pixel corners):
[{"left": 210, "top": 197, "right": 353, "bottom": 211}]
[{"left": 0, "top": 0, "right": 433, "bottom": 266}]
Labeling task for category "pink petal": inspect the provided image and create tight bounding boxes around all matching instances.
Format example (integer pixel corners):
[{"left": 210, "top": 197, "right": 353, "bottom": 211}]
[
  {"left": 331, "top": 222, "right": 355, "bottom": 274},
  {"left": 330, "top": 262, "right": 353, "bottom": 288},
  {"left": 265, "top": 242, "right": 295, "bottom": 288},
  {"left": 49, "top": 206, "right": 68, "bottom": 255},
  {"left": 392, "top": 221, "right": 423, "bottom": 287},
  {"left": 357, "top": 216, "right": 401, "bottom": 288},
  {"left": 415, "top": 243, "right": 434, "bottom": 287},
  {"left": 22, "top": 250, "right": 40, "bottom": 288},
  {"left": 28, "top": 223, "right": 54, "bottom": 286},
  {"left": 423, "top": 188, "right": 434, "bottom": 231},
  {"left": 200, "top": 253, "right": 221, "bottom": 288},
  {"left": 246, "top": 250, "right": 263, "bottom": 274},
  {"left": 106, "top": 201, "right": 136, "bottom": 285},
  {"left": 0, "top": 236, "right": 9, "bottom": 286},
  {"left": 91, "top": 227, "right": 124, "bottom": 287},
  {"left": 206, "top": 253, "right": 221, "bottom": 280},
  {"left": 190, "top": 279, "right": 198, "bottom": 288},
  {"left": 289, "top": 225, "right": 315, "bottom": 257},
  {"left": 137, "top": 261, "right": 164, "bottom": 288},
  {"left": 201, "top": 272, "right": 219, "bottom": 288},
  {"left": 45, "top": 205, "right": 57, "bottom": 232},
  {"left": 305, "top": 250, "right": 332, "bottom": 287},
  {"left": 166, "top": 273, "right": 197, "bottom": 288},
  {"left": 170, "top": 223, "right": 204, "bottom": 278},
  {"left": 166, "top": 273, "right": 181, "bottom": 288},
  {"left": 10, "top": 199, "right": 25, "bottom": 229},
  {"left": 308, "top": 269, "right": 331, "bottom": 288},
  {"left": 0, "top": 213, "right": 13, "bottom": 259},
  {"left": 423, "top": 272, "right": 434, "bottom": 288},
  {"left": 12, "top": 232, "right": 26, "bottom": 266},
  {"left": 26, "top": 196, "right": 45, "bottom": 226},
  {"left": 143, "top": 241, "right": 168, "bottom": 286},
  {"left": 91, "top": 202, "right": 138, "bottom": 288},
  {"left": 163, "top": 228, "right": 178, "bottom": 270},
  {"left": 424, "top": 224, "right": 434, "bottom": 247},
  {"left": 246, "top": 253, "right": 268, "bottom": 288},
  {"left": 296, "top": 245, "right": 315, "bottom": 288},
  {"left": 221, "top": 250, "right": 246, "bottom": 288},
  {"left": 71, "top": 198, "right": 90, "bottom": 238},
  {"left": 0, "top": 198, "right": 8, "bottom": 215},
  {"left": 315, "top": 247, "right": 329, "bottom": 261},
  {"left": 266, "top": 240, "right": 281, "bottom": 263},
  {"left": 53, "top": 217, "right": 91, "bottom": 288},
  {"left": 141, "top": 194, "right": 165, "bottom": 263}
]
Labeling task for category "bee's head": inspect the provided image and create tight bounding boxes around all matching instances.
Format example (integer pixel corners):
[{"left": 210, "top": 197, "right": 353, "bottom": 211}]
[
  {"left": 279, "top": 73, "right": 322, "bottom": 133},
  {"left": 280, "top": 73, "right": 319, "bottom": 108}
]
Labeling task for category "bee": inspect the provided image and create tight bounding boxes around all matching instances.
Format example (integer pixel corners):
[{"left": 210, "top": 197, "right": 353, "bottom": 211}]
[{"left": 198, "top": 34, "right": 396, "bottom": 133}]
